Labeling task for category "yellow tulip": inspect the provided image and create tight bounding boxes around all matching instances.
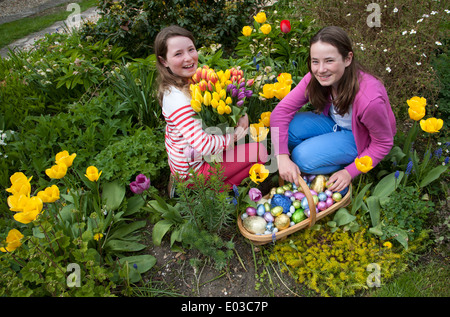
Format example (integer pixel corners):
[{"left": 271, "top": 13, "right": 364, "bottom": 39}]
[
  {"left": 250, "top": 123, "right": 269, "bottom": 142},
  {"left": 217, "top": 101, "right": 226, "bottom": 115},
  {"left": 408, "top": 104, "right": 426, "bottom": 121},
  {"left": 7, "top": 194, "right": 31, "bottom": 212},
  {"left": 259, "top": 83, "right": 275, "bottom": 99},
  {"left": 254, "top": 12, "right": 267, "bottom": 24},
  {"left": 14, "top": 196, "right": 43, "bottom": 224},
  {"left": 355, "top": 156, "right": 373, "bottom": 173},
  {"left": 191, "top": 99, "right": 202, "bottom": 112},
  {"left": 260, "top": 23, "right": 272, "bottom": 35},
  {"left": 212, "top": 91, "right": 220, "bottom": 101},
  {"left": 45, "top": 163, "right": 67, "bottom": 179},
  {"left": 6, "top": 172, "right": 32, "bottom": 197},
  {"left": 225, "top": 96, "right": 232, "bottom": 105},
  {"left": 37, "top": 185, "right": 60, "bottom": 203},
  {"left": 406, "top": 96, "right": 426, "bottom": 109},
  {"left": 259, "top": 111, "right": 271, "bottom": 127},
  {"left": 420, "top": 117, "right": 444, "bottom": 133},
  {"left": 55, "top": 150, "right": 76, "bottom": 168},
  {"left": 203, "top": 91, "right": 212, "bottom": 106},
  {"left": 219, "top": 89, "right": 226, "bottom": 100},
  {"left": 211, "top": 99, "right": 218, "bottom": 109},
  {"left": 0, "top": 229, "right": 24, "bottom": 253},
  {"left": 242, "top": 26, "right": 252, "bottom": 37},
  {"left": 277, "top": 73, "right": 293, "bottom": 86},
  {"left": 273, "top": 82, "right": 291, "bottom": 100},
  {"left": 249, "top": 163, "right": 269, "bottom": 184},
  {"left": 224, "top": 105, "right": 232, "bottom": 114},
  {"left": 85, "top": 166, "right": 102, "bottom": 182}
]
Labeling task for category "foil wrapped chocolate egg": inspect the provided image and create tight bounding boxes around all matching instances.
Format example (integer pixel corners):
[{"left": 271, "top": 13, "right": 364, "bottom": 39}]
[
  {"left": 264, "top": 212, "right": 274, "bottom": 223},
  {"left": 274, "top": 214, "right": 290, "bottom": 230},
  {"left": 270, "top": 206, "right": 283, "bottom": 217},
  {"left": 246, "top": 206, "right": 257, "bottom": 216},
  {"left": 256, "top": 204, "right": 266, "bottom": 216},
  {"left": 311, "top": 175, "right": 327, "bottom": 193},
  {"left": 243, "top": 216, "right": 267, "bottom": 234}
]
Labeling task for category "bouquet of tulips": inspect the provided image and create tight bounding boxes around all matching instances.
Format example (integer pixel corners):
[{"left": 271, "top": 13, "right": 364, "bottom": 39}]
[{"left": 190, "top": 65, "right": 254, "bottom": 134}]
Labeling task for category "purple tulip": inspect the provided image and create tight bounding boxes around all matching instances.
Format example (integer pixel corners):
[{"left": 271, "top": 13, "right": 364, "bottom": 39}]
[
  {"left": 249, "top": 188, "right": 262, "bottom": 202},
  {"left": 231, "top": 87, "right": 238, "bottom": 98},
  {"left": 244, "top": 90, "right": 253, "bottom": 97},
  {"left": 237, "top": 92, "right": 245, "bottom": 100},
  {"left": 130, "top": 174, "right": 150, "bottom": 194},
  {"left": 236, "top": 100, "right": 244, "bottom": 107},
  {"left": 226, "top": 83, "right": 235, "bottom": 93}
]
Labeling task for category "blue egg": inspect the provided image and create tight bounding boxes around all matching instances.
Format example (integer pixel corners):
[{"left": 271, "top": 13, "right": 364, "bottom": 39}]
[
  {"left": 256, "top": 204, "right": 266, "bottom": 216},
  {"left": 318, "top": 192, "right": 327, "bottom": 202},
  {"left": 301, "top": 197, "right": 309, "bottom": 209},
  {"left": 266, "top": 222, "right": 274, "bottom": 231}
]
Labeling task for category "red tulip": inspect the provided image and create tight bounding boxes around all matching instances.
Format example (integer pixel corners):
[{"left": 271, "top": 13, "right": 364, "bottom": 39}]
[{"left": 280, "top": 20, "right": 291, "bottom": 33}]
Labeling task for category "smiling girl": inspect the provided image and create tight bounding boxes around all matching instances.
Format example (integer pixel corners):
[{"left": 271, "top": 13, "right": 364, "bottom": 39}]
[
  {"left": 271, "top": 26, "right": 396, "bottom": 192},
  {"left": 155, "top": 26, "right": 267, "bottom": 196}
]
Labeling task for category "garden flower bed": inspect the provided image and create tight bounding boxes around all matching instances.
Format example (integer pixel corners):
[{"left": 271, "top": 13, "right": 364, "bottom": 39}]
[{"left": 0, "top": 0, "right": 448, "bottom": 298}]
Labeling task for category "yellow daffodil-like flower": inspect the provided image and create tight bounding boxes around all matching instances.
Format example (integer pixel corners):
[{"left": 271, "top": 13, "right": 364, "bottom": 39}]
[
  {"left": 85, "top": 166, "right": 102, "bottom": 182},
  {"left": 55, "top": 150, "right": 76, "bottom": 168},
  {"left": 259, "top": 83, "right": 275, "bottom": 99},
  {"left": 37, "top": 185, "right": 60, "bottom": 203},
  {"left": 7, "top": 194, "right": 30, "bottom": 212},
  {"left": 259, "top": 111, "right": 271, "bottom": 127},
  {"left": 45, "top": 163, "right": 68, "bottom": 179},
  {"left": 242, "top": 26, "right": 252, "bottom": 37},
  {"left": 250, "top": 122, "right": 269, "bottom": 142},
  {"left": 355, "top": 156, "right": 373, "bottom": 173},
  {"left": 277, "top": 73, "right": 293, "bottom": 86},
  {"left": 383, "top": 241, "right": 392, "bottom": 249},
  {"left": 406, "top": 96, "right": 426, "bottom": 109},
  {"left": 0, "top": 229, "right": 24, "bottom": 253},
  {"left": 408, "top": 103, "right": 426, "bottom": 121},
  {"left": 6, "top": 172, "right": 32, "bottom": 197},
  {"left": 420, "top": 117, "right": 444, "bottom": 133},
  {"left": 254, "top": 12, "right": 266, "bottom": 23},
  {"left": 13, "top": 196, "right": 43, "bottom": 224},
  {"left": 249, "top": 163, "right": 269, "bottom": 184},
  {"left": 260, "top": 23, "right": 272, "bottom": 35},
  {"left": 94, "top": 233, "right": 104, "bottom": 241}
]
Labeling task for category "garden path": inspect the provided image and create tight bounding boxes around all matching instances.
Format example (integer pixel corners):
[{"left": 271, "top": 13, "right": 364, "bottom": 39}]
[{"left": 0, "top": 0, "right": 99, "bottom": 58}]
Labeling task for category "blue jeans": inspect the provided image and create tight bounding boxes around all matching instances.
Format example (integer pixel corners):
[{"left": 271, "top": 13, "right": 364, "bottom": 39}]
[{"left": 288, "top": 111, "right": 357, "bottom": 175}]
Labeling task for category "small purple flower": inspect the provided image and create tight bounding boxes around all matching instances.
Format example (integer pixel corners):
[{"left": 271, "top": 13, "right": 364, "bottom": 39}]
[
  {"left": 226, "top": 83, "right": 235, "bottom": 93},
  {"left": 130, "top": 174, "right": 150, "bottom": 194},
  {"left": 444, "top": 157, "right": 449, "bottom": 165},
  {"left": 248, "top": 188, "right": 262, "bottom": 202},
  {"left": 237, "top": 91, "right": 245, "bottom": 100},
  {"left": 244, "top": 90, "right": 253, "bottom": 97},
  {"left": 394, "top": 170, "right": 400, "bottom": 179},
  {"left": 405, "top": 159, "right": 413, "bottom": 175},
  {"left": 232, "top": 184, "right": 239, "bottom": 197},
  {"left": 236, "top": 100, "right": 244, "bottom": 107}
]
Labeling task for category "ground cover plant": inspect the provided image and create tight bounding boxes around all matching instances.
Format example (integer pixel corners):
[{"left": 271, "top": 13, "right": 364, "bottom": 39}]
[{"left": 0, "top": 0, "right": 448, "bottom": 298}]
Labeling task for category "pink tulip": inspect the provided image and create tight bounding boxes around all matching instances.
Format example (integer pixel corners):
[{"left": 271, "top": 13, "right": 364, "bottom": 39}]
[
  {"left": 130, "top": 174, "right": 150, "bottom": 194},
  {"left": 249, "top": 188, "right": 262, "bottom": 202}
]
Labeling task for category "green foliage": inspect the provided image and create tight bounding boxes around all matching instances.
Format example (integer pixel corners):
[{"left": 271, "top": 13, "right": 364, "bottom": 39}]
[
  {"left": 94, "top": 127, "right": 167, "bottom": 186},
  {"left": 432, "top": 51, "right": 450, "bottom": 130},
  {"left": 81, "top": 0, "right": 265, "bottom": 58}
]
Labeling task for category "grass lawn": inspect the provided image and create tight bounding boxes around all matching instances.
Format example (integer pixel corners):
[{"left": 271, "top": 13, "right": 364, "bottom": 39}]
[{"left": 0, "top": 0, "right": 97, "bottom": 49}]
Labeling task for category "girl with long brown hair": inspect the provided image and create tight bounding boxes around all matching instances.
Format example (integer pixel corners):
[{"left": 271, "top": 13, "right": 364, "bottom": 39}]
[{"left": 271, "top": 26, "right": 396, "bottom": 192}]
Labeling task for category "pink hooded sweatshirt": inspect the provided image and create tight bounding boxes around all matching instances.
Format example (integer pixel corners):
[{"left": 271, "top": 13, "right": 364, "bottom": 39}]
[{"left": 271, "top": 71, "right": 396, "bottom": 178}]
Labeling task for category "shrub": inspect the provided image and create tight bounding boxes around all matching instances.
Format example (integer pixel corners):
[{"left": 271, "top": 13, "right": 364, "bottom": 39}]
[{"left": 81, "top": 0, "right": 266, "bottom": 58}]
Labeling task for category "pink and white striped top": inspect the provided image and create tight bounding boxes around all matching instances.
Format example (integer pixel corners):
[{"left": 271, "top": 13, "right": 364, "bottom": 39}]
[{"left": 162, "top": 86, "right": 232, "bottom": 178}]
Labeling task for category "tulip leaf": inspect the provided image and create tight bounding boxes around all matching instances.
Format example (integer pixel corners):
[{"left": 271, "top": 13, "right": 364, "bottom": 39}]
[
  {"left": 366, "top": 196, "right": 381, "bottom": 227},
  {"left": 152, "top": 219, "right": 173, "bottom": 246},
  {"left": 419, "top": 165, "right": 448, "bottom": 188},
  {"left": 372, "top": 171, "right": 403, "bottom": 204},
  {"left": 105, "top": 239, "right": 146, "bottom": 252},
  {"left": 332, "top": 208, "right": 356, "bottom": 227},
  {"left": 351, "top": 183, "right": 372, "bottom": 215},
  {"left": 102, "top": 181, "right": 125, "bottom": 211},
  {"left": 108, "top": 220, "right": 147, "bottom": 240},
  {"left": 124, "top": 195, "right": 146, "bottom": 216},
  {"left": 119, "top": 254, "right": 156, "bottom": 274}
]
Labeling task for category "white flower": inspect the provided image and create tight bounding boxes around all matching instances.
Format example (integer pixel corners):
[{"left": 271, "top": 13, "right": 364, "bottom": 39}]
[
  {"left": 393, "top": 7, "right": 398, "bottom": 13},
  {"left": 431, "top": 11, "right": 438, "bottom": 15},
  {"left": 383, "top": 48, "right": 388, "bottom": 52},
  {"left": 410, "top": 29, "right": 416, "bottom": 34},
  {"left": 402, "top": 30, "right": 408, "bottom": 35},
  {"left": 417, "top": 18, "right": 423, "bottom": 23},
  {"left": 386, "top": 66, "right": 391, "bottom": 73},
  {"left": 416, "top": 62, "right": 421, "bottom": 66},
  {"left": 435, "top": 41, "right": 442, "bottom": 45},
  {"left": 445, "top": 9, "right": 450, "bottom": 14},
  {"left": 422, "top": 14, "right": 429, "bottom": 18}
]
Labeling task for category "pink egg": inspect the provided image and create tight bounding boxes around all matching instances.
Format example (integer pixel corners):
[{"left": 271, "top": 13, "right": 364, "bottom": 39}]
[
  {"left": 317, "top": 201, "right": 327, "bottom": 211},
  {"left": 246, "top": 207, "right": 257, "bottom": 216},
  {"left": 326, "top": 197, "right": 334, "bottom": 208},
  {"left": 293, "top": 191, "right": 305, "bottom": 201}
]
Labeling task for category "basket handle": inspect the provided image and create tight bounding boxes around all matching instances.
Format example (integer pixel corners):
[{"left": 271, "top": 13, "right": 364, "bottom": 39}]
[{"left": 279, "top": 176, "right": 317, "bottom": 227}]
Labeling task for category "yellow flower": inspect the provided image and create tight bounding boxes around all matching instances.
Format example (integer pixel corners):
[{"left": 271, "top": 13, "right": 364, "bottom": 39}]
[
  {"left": 191, "top": 99, "right": 202, "bottom": 112},
  {"left": 383, "top": 241, "right": 392, "bottom": 249},
  {"left": 249, "top": 163, "right": 269, "bottom": 184},
  {"left": 45, "top": 163, "right": 67, "bottom": 179},
  {"left": 211, "top": 98, "right": 218, "bottom": 109},
  {"left": 259, "top": 83, "right": 275, "bottom": 99},
  {"left": 420, "top": 117, "right": 444, "bottom": 133},
  {"left": 6, "top": 172, "right": 32, "bottom": 197},
  {"left": 260, "top": 23, "right": 272, "bottom": 35},
  {"left": 408, "top": 104, "right": 426, "bottom": 121},
  {"left": 85, "top": 166, "right": 102, "bottom": 182},
  {"left": 224, "top": 105, "right": 232, "bottom": 114},
  {"left": 355, "top": 156, "right": 373, "bottom": 173},
  {"left": 13, "top": 196, "right": 43, "bottom": 224},
  {"left": 217, "top": 101, "right": 226, "bottom": 115},
  {"left": 250, "top": 122, "right": 269, "bottom": 142},
  {"left": 55, "top": 150, "right": 76, "bottom": 168},
  {"left": 94, "top": 233, "right": 104, "bottom": 241},
  {"left": 203, "top": 91, "right": 212, "bottom": 106},
  {"left": 277, "top": 73, "right": 293, "bottom": 86},
  {"left": 7, "top": 194, "right": 30, "bottom": 212},
  {"left": 406, "top": 96, "right": 426, "bottom": 109},
  {"left": 225, "top": 96, "right": 232, "bottom": 105},
  {"left": 37, "top": 185, "right": 60, "bottom": 203},
  {"left": 273, "top": 81, "right": 291, "bottom": 100},
  {"left": 0, "top": 229, "right": 24, "bottom": 252},
  {"left": 242, "top": 25, "right": 252, "bottom": 37},
  {"left": 254, "top": 12, "right": 267, "bottom": 24},
  {"left": 259, "top": 111, "right": 271, "bottom": 127}
]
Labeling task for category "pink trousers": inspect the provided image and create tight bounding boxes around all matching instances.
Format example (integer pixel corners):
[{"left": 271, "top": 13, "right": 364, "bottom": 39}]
[{"left": 198, "top": 142, "right": 268, "bottom": 187}]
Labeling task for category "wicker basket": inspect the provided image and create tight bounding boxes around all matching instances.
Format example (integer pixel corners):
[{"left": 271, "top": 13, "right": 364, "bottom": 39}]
[{"left": 237, "top": 176, "right": 352, "bottom": 245}]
